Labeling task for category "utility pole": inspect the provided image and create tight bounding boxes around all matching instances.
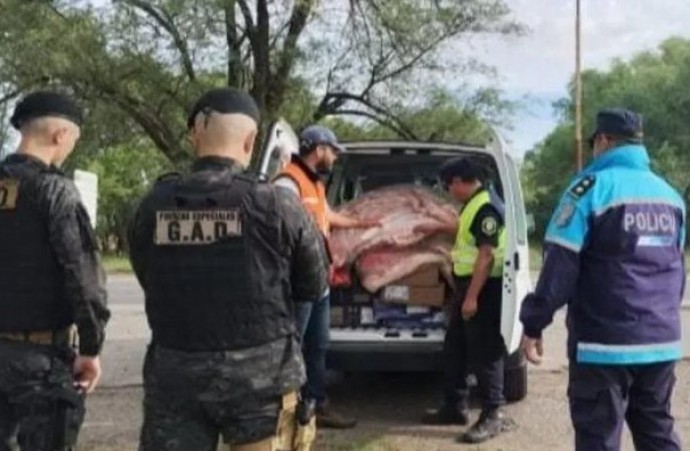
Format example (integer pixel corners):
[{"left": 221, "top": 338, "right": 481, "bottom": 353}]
[{"left": 575, "top": 0, "right": 582, "bottom": 172}]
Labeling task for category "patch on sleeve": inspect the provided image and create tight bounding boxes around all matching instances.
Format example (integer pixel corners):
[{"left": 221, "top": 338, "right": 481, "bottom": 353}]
[
  {"left": 155, "top": 172, "right": 182, "bottom": 183},
  {"left": 0, "top": 179, "right": 20, "bottom": 210},
  {"left": 154, "top": 210, "right": 243, "bottom": 245},
  {"left": 480, "top": 216, "right": 498, "bottom": 236},
  {"left": 555, "top": 198, "right": 577, "bottom": 228},
  {"left": 568, "top": 175, "right": 595, "bottom": 200}
]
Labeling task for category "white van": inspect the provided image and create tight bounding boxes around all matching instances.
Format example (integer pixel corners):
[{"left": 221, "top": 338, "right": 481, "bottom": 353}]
[{"left": 260, "top": 121, "right": 532, "bottom": 402}]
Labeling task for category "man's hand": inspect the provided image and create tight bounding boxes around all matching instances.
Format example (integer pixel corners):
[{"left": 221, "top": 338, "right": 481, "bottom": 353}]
[
  {"left": 357, "top": 219, "right": 382, "bottom": 228},
  {"left": 521, "top": 335, "right": 544, "bottom": 365},
  {"left": 73, "top": 356, "right": 102, "bottom": 394},
  {"left": 461, "top": 297, "right": 478, "bottom": 320}
]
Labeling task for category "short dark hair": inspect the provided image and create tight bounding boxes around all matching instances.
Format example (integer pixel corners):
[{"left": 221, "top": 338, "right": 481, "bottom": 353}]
[
  {"left": 299, "top": 141, "right": 318, "bottom": 156},
  {"left": 438, "top": 157, "right": 486, "bottom": 184},
  {"left": 588, "top": 133, "right": 641, "bottom": 150}
]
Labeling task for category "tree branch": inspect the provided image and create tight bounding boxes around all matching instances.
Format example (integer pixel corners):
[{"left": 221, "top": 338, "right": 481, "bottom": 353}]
[
  {"left": 117, "top": 0, "right": 196, "bottom": 82},
  {"left": 0, "top": 87, "right": 23, "bottom": 105},
  {"left": 87, "top": 78, "right": 187, "bottom": 162},
  {"left": 375, "top": 32, "right": 457, "bottom": 85},
  {"left": 314, "top": 91, "right": 417, "bottom": 139},
  {"left": 250, "top": 0, "right": 271, "bottom": 112},
  {"left": 223, "top": 0, "right": 245, "bottom": 87},
  {"left": 327, "top": 108, "right": 417, "bottom": 140},
  {"left": 236, "top": 0, "right": 255, "bottom": 33},
  {"left": 274, "top": 0, "right": 314, "bottom": 85}
]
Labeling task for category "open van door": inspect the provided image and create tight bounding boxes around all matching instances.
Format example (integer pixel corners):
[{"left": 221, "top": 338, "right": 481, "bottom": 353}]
[
  {"left": 257, "top": 118, "right": 299, "bottom": 181},
  {"left": 73, "top": 169, "right": 98, "bottom": 229},
  {"left": 488, "top": 131, "right": 532, "bottom": 354}
]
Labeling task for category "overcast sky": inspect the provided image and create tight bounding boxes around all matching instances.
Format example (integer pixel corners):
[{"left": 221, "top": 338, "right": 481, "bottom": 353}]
[
  {"left": 6, "top": 0, "right": 690, "bottom": 158},
  {"left": 469, "top": 0, "right": 690, "bottom": 155}
]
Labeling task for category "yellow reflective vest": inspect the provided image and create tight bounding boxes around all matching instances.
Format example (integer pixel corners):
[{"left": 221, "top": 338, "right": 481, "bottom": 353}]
[{"left": 451, "top": 190, "right": 505, "bottom": 278}]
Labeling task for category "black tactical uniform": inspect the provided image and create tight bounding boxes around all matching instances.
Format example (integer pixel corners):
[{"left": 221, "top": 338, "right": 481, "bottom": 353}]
[
  {"left": 129, "top": 88, "right": 329, "bottom": 450},
  {"left": 0, "top": 92, "right": 110, "bottom": 451}
]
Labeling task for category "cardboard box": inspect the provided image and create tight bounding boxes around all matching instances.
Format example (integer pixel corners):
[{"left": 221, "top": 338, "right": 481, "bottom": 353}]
[
  {"left": 395, "top": 265, "right": 441, "bottom": 287},
  {"left": 380, "top": 283, "right": 446, "bottom": 307}
]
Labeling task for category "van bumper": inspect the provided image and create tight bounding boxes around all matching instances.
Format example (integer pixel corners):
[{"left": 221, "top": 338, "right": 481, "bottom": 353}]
[{"left": 326, "top": 340, "right": 444, "bottom": 372}]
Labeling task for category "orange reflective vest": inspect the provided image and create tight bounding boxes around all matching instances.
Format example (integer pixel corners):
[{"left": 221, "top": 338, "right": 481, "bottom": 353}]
[{"left": 279, "top": 162, "right": 330, "bottom": 236}]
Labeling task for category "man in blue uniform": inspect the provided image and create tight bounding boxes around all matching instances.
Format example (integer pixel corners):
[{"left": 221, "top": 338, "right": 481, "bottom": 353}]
[{"left": 520, "top": 108, "right": 684, "bottom": 451}]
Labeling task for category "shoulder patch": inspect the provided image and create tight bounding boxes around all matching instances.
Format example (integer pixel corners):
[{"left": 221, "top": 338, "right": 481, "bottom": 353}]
[
  {"left": 567, "top": 174, "right": 596, "bottom": 200},
  {"left": 0, "top": 179, "right": 20, "bottom": 210},
  {"left": 555, "top": 197, "right": 577, "bottom": 227},
  {"left": 155, "top": 171, "right": 182, "bottom": 183},
  {"left": 480, "top": 216, "right": 498, "bottom": 235}
]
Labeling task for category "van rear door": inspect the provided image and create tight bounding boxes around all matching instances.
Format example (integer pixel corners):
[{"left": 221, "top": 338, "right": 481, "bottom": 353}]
[
  {"left": 489, "top": 135, "right": 531, "bottom": 354},
  {"left": 257, "top": 118, "right": 298, "bottom": 180}
]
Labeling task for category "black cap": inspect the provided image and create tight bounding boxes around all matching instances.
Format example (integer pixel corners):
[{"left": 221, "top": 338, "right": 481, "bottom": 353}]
[
  {"left": 588, "top": 108, "right": 643, "bottom": 148},
  {"left": 187, "top": 87, "right": 260, "bottom": 129},
  {"left": 438, "top": 157, "right": 487, "bottom": 184},
  {"left": 10, "top": 91, "right": 83, "bottom": 130}
]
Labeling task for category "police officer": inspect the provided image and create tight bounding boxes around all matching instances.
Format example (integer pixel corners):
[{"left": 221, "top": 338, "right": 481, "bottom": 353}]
[
  {"left": 421, "top": 157, "right": 513, "bottom": 444},
  {"left": 129, "top": 87, "right": 329, "bottom": 451},
  {"left": 0, "top": 91, "right": 110, "bottom": 450},
  {"left": 274, "top": 125, "right": 376, "bottom": 429},
  {"left": 520, "top": 108, "right": 684, "bottom": 451}
]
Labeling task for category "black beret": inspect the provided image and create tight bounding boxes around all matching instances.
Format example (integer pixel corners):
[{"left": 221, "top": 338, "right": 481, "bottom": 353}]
[
  {"left": 187, "top": 87, "right": 260, "bottom": 129},
  {"left": 10, "top": 91, "right": 83, "bottom": 130}
]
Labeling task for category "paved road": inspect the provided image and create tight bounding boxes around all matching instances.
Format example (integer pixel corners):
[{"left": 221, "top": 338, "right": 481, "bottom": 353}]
[
  {"left": 101, "top": 273, "right": 690, "bottom": 388},
  {"left": 107, "top": 272, "right": 690, "bottom": 306},
  {"left": 108, "top": 275, "right": 144, "bottom": 305},
  {"left": 85, "top": 274, "right": 690, "bottom": 450}
]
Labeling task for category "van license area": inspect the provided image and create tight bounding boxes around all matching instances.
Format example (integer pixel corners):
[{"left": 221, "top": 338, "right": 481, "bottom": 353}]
[{"left": 155, "top": 210, "right": 242, "bottom": 245}]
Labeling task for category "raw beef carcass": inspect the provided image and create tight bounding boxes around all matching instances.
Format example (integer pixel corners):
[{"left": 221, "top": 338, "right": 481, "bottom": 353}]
[
  {"left": 354, "top": 236, "right": 454, "bottom": 292},
  {"left": 329, "top": 186, "right": 458, "bottom": 268},
  {"left": 328, "top": 185, "right": 459, "bottom": 292}
]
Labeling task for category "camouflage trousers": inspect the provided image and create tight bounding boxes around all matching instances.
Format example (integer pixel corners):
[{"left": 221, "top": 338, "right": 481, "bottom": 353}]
[
  {"left": 0, "top": 340, "right": 84, "bottom": 451},
  {"left": 139, "top": 344, "right": 316, "bottom": 451}
]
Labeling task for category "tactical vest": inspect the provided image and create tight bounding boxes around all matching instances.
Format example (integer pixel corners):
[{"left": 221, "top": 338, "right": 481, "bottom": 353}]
[
  {"left": 279, "top": 162, "right": 329, "bottom": 235},
  {"left": 145, "top": 172, "right": 295, "bottom": 352},
  {"left": 0, "top": 162, "right": 71, "bottom": 332},
  {"left": 451, "top": 190, "right": 506, "bottom": 278}
]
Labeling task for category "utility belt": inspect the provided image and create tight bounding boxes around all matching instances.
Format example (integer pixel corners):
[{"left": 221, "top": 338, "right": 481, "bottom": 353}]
[{"left": 0, "top": 325, "right": 76, "bottom": 348}]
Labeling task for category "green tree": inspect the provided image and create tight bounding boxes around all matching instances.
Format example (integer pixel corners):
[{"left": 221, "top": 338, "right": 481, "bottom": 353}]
[
  {"left": 326, "top": 88, "right": 514, "bottom": 144},
  {"left": 0, "top": 0, "right": 521, "bottom": 163},
  {"left": 524, "top": 37, "right": 690, "bottom": 239},
  {"left": 81, "top": 140, "right": 173, "bottom": 252}
]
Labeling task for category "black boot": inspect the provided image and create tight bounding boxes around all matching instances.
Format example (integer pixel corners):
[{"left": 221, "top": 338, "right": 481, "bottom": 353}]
[
  {"left": 458, "top": 408, "right": 515, "bottom": 443},
  {"left": 422, "top": 402, "right": 470, "bottom": 426}
]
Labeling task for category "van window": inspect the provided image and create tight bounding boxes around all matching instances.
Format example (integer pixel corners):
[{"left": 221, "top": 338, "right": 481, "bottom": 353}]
[
  {"left": 328, "top": 153, "right": 504, "bottom": 207},
  {"left": 505, "top": 157, "right": 527, "bottom": 245}
]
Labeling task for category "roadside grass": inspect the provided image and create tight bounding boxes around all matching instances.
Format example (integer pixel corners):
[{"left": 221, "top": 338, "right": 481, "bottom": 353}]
[
  {"left": 102, "top": 254, "right": 132, "bottom": 274},
  {"left": 100, "top": 246, "right": 689, "bottom": 276}
]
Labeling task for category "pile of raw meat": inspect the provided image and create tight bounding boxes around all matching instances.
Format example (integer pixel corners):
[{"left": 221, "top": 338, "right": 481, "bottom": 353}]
[{"left": 329, "top": 185, "right": 459, "bottom": 292}]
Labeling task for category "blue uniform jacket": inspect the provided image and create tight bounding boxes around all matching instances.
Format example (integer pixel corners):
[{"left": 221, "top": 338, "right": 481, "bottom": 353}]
[{"left": 520, "top": 144, "right": 686, "bottom": 364}]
